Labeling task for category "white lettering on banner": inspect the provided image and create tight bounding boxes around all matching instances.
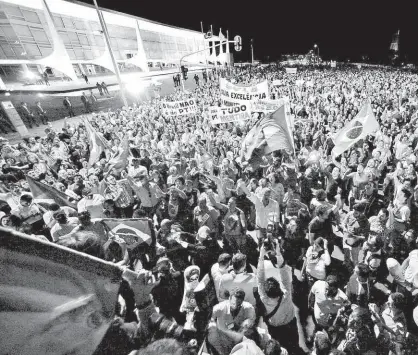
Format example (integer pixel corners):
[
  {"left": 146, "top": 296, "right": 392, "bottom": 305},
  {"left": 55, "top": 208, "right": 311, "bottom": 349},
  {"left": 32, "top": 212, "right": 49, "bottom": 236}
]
[
  {"left": 219, "top": 78, "right": 269, "bottom": 104},
  {"left": 209, "top": 104, "right": 252, "bottom": 124},
  {"left": 285, "top": 68, "right": 297, "bottom": 74},
  {"left": 161, "top": 99, "right": 197, "bottom": 116},
  {"left": 251, "top": 98, "right": 289, "bottom": 113}
]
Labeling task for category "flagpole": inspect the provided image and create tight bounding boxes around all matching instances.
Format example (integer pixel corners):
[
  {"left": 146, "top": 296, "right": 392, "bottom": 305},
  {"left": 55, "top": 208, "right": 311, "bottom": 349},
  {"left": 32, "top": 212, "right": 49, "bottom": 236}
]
[
  {"left": 201, "top": 21, "right": 209, "bottom": 78},
  {"left": 93, "top": 0, "right": 128, "bottom": 107},
  {"left": 211, "top": 24, "right": 218, "bottom": 76}
]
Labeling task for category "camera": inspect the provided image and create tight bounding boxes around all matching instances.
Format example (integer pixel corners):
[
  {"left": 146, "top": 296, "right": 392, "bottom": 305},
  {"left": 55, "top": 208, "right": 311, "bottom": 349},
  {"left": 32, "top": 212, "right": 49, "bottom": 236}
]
[{"left": 149, "top": 313, "right": 195, "bottom": 342}]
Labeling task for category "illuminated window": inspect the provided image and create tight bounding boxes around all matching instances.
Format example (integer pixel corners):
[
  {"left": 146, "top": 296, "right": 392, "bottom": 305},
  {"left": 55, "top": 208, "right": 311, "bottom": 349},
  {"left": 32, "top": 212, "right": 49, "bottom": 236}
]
[
  {"left": 74, "top": 20, "right": 86, "bottom": 30},
  {"left": 1, "top": 25, "right": 18, "bottom": 40},
  {"left": 2, "top": 5, "right": 24, "bottom": 20},
  {"left": 13, "top": 24, "right": 32, "bottom": 37},
  {"left": 22, "top": 10, "right": 41, "bottom": 24},
  {"left": 1, "top": 44, "right": 15, "bottom": 57},
  {"left": 78, "top": 34, "right": 89, "bottom": 46},
  {"left": 23, "top": 43, "right": 41, "bottom": 57},
  {"left": 31, "top": 29, "right": 49, "bottom": 44},
  {"left": 53, "top": 16, "right": 64, "bottom": 28},
  {"left": 62, "top": 17, "right": 75, "bottom": 29},
  {"left": 39, "top": 46, "right": 52, "bottom": 57}
]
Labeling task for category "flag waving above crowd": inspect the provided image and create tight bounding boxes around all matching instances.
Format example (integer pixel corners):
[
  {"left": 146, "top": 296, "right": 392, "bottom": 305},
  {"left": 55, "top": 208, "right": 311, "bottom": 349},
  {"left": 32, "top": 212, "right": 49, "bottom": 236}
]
[
  {"left": 332, "top": 100, "right": 380, "bottom": 156},
  {"left": 241, "top": 103, "right": 294, "bottom": 166},
  {"left": 26, "top": 176, "right": 77, "bottom": 209}
]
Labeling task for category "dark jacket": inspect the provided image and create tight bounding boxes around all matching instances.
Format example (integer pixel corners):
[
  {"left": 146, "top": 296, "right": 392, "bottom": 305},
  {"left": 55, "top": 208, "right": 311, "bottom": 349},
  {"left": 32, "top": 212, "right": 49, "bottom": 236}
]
[{"left": 151, "top": 271, "right": 183, "bottom": 319}]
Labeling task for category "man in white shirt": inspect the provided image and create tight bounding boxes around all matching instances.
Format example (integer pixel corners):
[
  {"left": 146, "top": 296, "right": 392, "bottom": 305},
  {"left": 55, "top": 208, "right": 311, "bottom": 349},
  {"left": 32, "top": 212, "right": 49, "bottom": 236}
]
[
  {"left": 207, "top": 288, "right": 256, "bottom": 355},
  {"left": 211, "top": 253, "right": 232, "bottom": 301},
  {"left": 128, "top": 159, "right": 148, "bottom": 179},
  {"left": 43, "top": 203, "right": 77, "bottom": 229},
  {"left": 308, "top": 275, "right": 348, "bottom": 329},
  {"left": 218, "top": 253, "right": 257, "bottom": 306},
  {"left": 238, "top": 180, "right": 280, "bottom": 241},
  {"left": 77, "top": 187, "right": 105, "bottom": 219}
]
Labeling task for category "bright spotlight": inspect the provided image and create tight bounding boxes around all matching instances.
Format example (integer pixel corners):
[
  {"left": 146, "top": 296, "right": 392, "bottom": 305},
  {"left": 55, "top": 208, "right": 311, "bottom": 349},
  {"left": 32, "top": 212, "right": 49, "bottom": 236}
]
[
  {"left": 25, "top": 71, "right": 36, "bottom": 80},
  {"left": 125, "top": 82, "right": 143, "bottom": 95},
  {"left": 5, "top": 92, "right": 10, "bottom": 96}
]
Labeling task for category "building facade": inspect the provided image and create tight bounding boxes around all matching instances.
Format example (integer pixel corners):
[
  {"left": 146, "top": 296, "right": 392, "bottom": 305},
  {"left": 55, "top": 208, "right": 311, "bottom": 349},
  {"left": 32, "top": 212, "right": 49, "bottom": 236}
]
[{"left": 0, "top": 0, "right": 230, "bottom": 86}]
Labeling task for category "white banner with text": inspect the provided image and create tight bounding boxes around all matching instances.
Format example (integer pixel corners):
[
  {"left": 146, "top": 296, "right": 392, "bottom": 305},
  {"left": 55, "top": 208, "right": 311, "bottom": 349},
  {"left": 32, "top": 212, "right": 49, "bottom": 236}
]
[
  {"left": 219, "top": 78, "right": 269, "bottom": 105},
  {"left": 161, "top": 99, "right": 197, "bottom": 116}
]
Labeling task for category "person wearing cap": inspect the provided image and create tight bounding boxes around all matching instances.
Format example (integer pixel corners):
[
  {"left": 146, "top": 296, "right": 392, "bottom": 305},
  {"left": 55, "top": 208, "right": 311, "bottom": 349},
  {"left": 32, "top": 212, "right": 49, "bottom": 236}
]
[
  {"left": 208, "top": 288, "right": 256, "bottom": 355},
  {"left": 308, "top": 275, "right": 348, "bottom": 330}
]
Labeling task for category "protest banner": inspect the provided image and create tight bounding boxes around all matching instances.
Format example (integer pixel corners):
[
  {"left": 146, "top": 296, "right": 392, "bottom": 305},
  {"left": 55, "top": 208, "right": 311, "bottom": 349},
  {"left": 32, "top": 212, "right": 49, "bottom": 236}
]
[
  {"left": 272, "top": 79, "right": 282, "bottom": 86},
  {"left": 209, "top": 104, "right": 252, "bottom": 124},
  {"left": 219, "top": 78, "right": 269, "bottom": 105},
  {"left": 285, "top": 68, "right": 297, "bottom": 74},
  {"left": 251, "top": 98, "right": 288, "bottom": 113},
  {"left": 161, "top": 98, "right": 197, "bottom": 116}
]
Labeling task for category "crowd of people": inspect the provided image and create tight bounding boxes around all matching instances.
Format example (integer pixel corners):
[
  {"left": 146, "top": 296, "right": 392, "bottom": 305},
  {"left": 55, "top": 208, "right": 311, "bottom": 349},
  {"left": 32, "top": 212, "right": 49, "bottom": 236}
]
[{"left": 2, "top": 63, "right": 418, "bottom": 355}]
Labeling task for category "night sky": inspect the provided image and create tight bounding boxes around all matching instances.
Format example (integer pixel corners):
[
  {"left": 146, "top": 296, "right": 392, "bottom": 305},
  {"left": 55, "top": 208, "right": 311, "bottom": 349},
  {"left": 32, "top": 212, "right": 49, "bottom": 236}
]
[{"left": 79, "top": 0, "right": 418, "bottom": 63}]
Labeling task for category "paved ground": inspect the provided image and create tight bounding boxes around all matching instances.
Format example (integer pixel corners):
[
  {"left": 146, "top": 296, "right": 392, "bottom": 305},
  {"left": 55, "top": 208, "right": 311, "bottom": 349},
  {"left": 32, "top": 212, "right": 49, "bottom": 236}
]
[
  {"left": 3, "top": 66, "right": 207, "bottom": 94},
  {"left": 2, "top": 72, "right": 204, "bottom": 144}
]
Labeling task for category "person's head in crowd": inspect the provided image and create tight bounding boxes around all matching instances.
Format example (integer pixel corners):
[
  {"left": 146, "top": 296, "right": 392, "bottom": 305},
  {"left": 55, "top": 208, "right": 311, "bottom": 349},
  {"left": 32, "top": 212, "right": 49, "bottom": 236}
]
[
  {"left": 232, "top": 253, "right": 247, "bottom": 274},
  {"left": 197, "top": 226, "right": 210, "bottom": 243},
  {"left": 287, "top": 218, "right": 298, "bottom": 233},
  {"left": 264, "top": 339, "right": 285, "bottom": 355},
  {"left": 105, "top": 174, "right": 117, "bottom": 186},
  {"left": 313, "top": 331, "right": 331, "bottom": 355},
  {"left": 387, "top": 292, "right": 405, "bottom": 312},
  {"left": 355, "top": 263, "right": 370, "bottom": 283},
  {"left": 19, "top": 194, "right": 33, "bottom": 207},
  {"left": 197, "top": 196, "right": 207, "bottom": 211},
  {"left": 135, "top": 339, "right": 188, "bottom": 355},
  {"left": 218, "top": 253, "right": 232, "bottom": 271},
  {"left": 316, "top": 205, "right": 330, "bottom": 222},
  {"left": 331, "top": 166, "right": 340, "bottom": 180},
  {"left": 5, "top": 214, "right": 21, "bottom": 230},
  {"left": 261, "top": 188, "right": 272, "bottom": 206},
  {"left": 78, "top": 210, "right": 91, "bottom": 227},
  {"left": 325, "top": 275, "right": 339, "bottom": 297},
  {"left": 397, "top": 188, "right": 412, "bottom": 205},
  {"left": 229, "top": 287, "right": 246, "bottom": 312},
  {"left": 175, "top": 176, "right": 185, "bottom": 190},
  {"left": 315, "top": 189, "right": 327, "bottom": 202},
  {"left": 357, "top": 163, "right": 365, "bottom": 174},
  {"left": 103, "top": 199, "right": 116, "bottom": 213},
  {"left": 376, "top": 207, "right": 388, "bottom": 223},
  {"left": 88, "top": 174, "right": 99, "bottom": 186},
  {"left": 53, "top": 211, "right": 68, "bottom": 225},
  {"left": 353, "top": 203, "right": 365, "bottom": 218}
]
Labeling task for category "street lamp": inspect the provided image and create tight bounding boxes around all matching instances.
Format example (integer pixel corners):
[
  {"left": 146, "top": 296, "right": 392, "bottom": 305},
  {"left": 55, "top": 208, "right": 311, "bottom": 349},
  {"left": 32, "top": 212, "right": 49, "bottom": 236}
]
[{"left": 313, "top": 44, "right": 319, "bottom": 63}]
